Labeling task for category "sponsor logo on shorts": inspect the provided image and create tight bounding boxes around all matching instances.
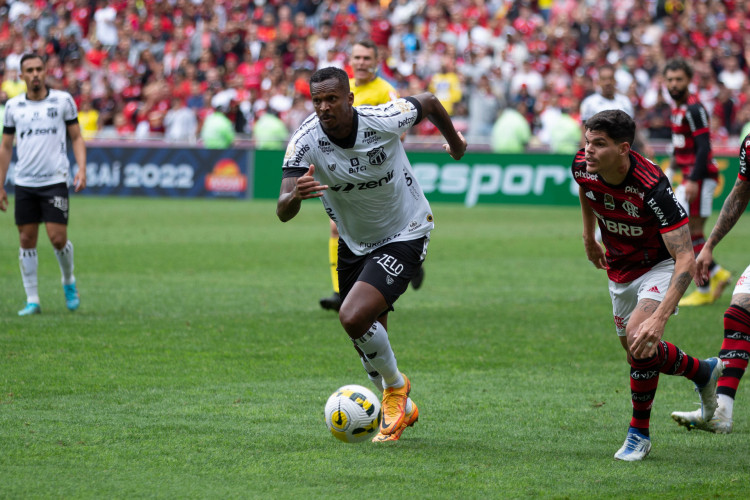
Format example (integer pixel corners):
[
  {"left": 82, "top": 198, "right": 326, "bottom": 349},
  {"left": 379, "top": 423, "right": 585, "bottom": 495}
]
[
  {"left": 614, "top": 315, "right": 626, "bottom": 330},
  {"left": 374, "top": 253, "right": 404, "bottom": 277},
  {"left": 50, "top": 196, "right": 68, "bottom": 212}
]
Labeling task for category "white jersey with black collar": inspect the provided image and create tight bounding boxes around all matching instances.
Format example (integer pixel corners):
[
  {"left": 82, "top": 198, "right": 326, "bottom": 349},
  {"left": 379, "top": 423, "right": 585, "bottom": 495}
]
[
  {"left": 282, "top": 97, "right": 434, "bottom": 256},
  {"left": 3, "top": 89, "right": 78, "bottom": 187}
]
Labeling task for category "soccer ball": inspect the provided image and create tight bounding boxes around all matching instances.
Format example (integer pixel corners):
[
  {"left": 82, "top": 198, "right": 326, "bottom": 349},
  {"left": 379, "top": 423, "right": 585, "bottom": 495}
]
[{"left": 324, "top": 384, "right": 382, "bottom": 443}]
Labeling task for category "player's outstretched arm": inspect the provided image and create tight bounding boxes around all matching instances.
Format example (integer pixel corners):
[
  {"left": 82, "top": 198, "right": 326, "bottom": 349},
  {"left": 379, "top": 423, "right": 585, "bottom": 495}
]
[
  {"left": 276, "top": 164, "right": 328, "bottom": 222},
  {"left": 695, "top": 177, "right": 750, "bottom": 284},
  {"left": 410, "top": 93, "right": 466, "bottom": 160}
]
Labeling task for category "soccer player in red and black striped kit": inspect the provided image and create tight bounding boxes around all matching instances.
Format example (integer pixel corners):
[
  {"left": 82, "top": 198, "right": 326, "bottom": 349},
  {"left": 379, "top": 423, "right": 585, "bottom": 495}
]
[
  {"left": 664, "top": 58, "right": 732, "bottom": 306},
  {"left": 573, "top": 110, "right": 723, "bottom": 461},
  {"left": 671, "top": 132, "right": 750, "bottom": 433}
]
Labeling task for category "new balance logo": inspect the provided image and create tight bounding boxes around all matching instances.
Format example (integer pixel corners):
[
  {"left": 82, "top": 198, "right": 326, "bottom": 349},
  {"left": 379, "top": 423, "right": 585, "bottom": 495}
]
[{"left": 647, "top": 286, "right": 660, "bottom": 293}]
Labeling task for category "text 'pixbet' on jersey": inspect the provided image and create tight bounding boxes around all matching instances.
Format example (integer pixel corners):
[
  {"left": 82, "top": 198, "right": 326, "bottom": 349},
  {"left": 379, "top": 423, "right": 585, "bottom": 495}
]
[{"left": 329, "top": 169, "right": 394, "bottom": 193}]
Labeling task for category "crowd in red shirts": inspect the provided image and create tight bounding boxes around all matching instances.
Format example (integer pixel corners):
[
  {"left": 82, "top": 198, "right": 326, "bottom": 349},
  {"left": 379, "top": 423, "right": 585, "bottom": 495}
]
[{"left": 0, "top": 0, "right": 749, "bottom": 148}]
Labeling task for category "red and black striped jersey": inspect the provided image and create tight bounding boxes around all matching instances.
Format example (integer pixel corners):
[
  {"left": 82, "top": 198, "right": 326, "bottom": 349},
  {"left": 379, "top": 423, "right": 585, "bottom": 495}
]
[
  {"left": 572, "top": 148, "right": 689, "bottom": 283},
  {"left": 738, "top": 133, "right": 750, "bottom": 182},
  {"left": 670, "top": 94, "right": 718, "bottom": 179}
]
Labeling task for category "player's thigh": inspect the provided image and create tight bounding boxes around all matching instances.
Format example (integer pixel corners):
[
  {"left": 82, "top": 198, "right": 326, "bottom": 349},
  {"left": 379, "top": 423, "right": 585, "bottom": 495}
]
[
  {"left": 609, "top": 260, "right": 673, "bottom": 338},
  {"left": 14, "top": 184, "right": 44, "bottom": 226},
  {"left": 38, "top": 183, "right": 70, "bottom": 225}
]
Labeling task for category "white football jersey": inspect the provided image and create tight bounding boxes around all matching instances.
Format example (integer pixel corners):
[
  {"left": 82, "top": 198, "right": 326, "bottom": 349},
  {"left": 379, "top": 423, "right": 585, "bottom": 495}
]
[
  {"left": 3, "top": 89, "right": 78, "bottom": 187},
  {"left": 579, "top": 92, "right": 634, "bottom": 123},
  {"left": 283, "top": 97, "right": 434, "bottom": 256}
]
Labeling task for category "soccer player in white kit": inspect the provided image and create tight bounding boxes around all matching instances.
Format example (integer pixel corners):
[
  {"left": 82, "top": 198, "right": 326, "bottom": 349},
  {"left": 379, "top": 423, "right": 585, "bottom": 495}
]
[
  {"left": 277, "top": 67, "right": 466, "bottom": 442},
  {"left": 0, "top": 53, "right": 87, "bottom": 315}
]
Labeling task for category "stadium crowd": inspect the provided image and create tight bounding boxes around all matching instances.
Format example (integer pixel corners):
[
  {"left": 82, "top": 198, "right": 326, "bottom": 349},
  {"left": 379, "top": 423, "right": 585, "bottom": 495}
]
[{"left": 1, "top": 0, "right": 749, "bottom": 150}]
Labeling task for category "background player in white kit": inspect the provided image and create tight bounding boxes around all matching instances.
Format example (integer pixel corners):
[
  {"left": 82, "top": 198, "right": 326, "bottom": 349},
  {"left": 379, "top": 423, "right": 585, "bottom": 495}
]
[
  {"left": 277, "top": 67, "right": 466, "bottom": 442},
  {"left": 0, "top": 53, "right": 87, "bottom": 316}
]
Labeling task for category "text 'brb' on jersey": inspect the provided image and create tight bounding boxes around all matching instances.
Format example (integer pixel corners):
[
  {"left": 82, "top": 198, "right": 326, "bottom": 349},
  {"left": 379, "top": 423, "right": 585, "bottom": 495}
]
[
  {"left": 572, "top": 149, "right": 688, "bottom": 283},
  {"left": 3, "top": 89, "right": 78, "bottom": 187},
  {"left": 282, "top": 97, "right": 433, "bottom": 256}
]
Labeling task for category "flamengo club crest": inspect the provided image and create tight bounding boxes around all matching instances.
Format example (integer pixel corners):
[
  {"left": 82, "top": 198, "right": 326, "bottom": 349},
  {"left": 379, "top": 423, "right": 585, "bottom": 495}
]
[{"left": 622, "top": 200, "right": 639, "bottom": 218}]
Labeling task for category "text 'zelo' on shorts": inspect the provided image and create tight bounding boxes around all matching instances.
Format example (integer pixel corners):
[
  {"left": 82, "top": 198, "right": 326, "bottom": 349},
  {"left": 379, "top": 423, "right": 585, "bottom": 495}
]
[
  {"left": 14, "top": 183, "right": 70, "bottom": 226},
  {"left": 608, "top": 259, "right": 676, "bottom": 336},
  {"left": 337, "top": 236, "right": 429, "bottom": 309}
]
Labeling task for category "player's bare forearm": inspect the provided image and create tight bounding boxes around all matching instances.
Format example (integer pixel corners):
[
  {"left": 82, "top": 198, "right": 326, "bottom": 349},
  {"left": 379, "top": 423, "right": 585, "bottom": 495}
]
[
  {"left": 277, "top": 177, "right": 303, "bottom": 222},
  {"left": 660, "top": 225, "right": 696, "bottom": 314},
  {"left": 276, "top": 168, "right": 328, "bottom": 222},
  {"left": 412, "top": 93, "right": 466, "bottom": 159},
  {"left": 705, "top": 177, "right": 750, "bottom": 250}
]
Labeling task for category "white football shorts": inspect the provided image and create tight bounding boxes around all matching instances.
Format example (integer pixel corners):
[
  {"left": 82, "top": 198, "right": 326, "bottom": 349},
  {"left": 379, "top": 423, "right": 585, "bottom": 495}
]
[{"left": 608, "top": 259, "right": 676, "bottom": 336}]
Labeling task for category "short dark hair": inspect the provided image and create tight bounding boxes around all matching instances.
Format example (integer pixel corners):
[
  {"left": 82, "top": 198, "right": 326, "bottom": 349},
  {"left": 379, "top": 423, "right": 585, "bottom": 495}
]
[
  {"left": 585, "top": 109, "right": 635, "bottom": 146},
  {"left": 598, "top": 63, "right": 615, "bottom": 76},
  {"left": 19, "top": 53, "right": 44, "bottom": 69},
  {"left": 663, "top": 58, "right": 693, "bottom": 79},
  {"left": 352, "top": 39, "right": 378, "bottom": 58},
  {"left": 310, "top": 67, "right": 350, "bottom": 91}
]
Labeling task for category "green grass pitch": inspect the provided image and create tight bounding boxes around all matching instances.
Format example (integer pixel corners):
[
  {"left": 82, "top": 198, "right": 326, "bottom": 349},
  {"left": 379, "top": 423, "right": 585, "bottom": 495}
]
[{"left": 1, "top": 197, "right": 748, "bottom": 498}]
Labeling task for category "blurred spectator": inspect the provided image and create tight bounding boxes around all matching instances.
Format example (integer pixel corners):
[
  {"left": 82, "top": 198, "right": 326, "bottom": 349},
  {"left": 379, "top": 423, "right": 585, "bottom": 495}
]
[
  {"left": 93, "top": 0, "right": 117, "bottom": 49},
  {"left": 547, "top": 101, "right": 582, "bottom": 154},
  {"left": 77, "top": 96, "right": 99, "bottom": 140},
  {"left": 1, "top": 68, "right": 26, "bottom": 99},
  {"left": 490, "top": 102, "right": 531, "bottom": 154},
  {"left": 252, "top": 106, "right": 289, "bottom": 150},
  {"left": 427, "top": 55, "right": 462, "bottom": 116},
  {"left": 467, "top": 74, "right": 502, "bottom": 140},
  {"left": 164, "top": 97, "right": 198, "bottom": 143},
  {"left": 201, "top": 98, "right": 235, "bottom": 149},
  {"left": 718, "top": 54, "right": 747, "bottom": 93}
]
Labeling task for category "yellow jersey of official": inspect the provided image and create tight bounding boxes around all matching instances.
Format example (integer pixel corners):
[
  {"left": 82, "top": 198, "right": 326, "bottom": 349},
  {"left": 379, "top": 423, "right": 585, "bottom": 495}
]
[{"left": 349, "top": 76, "right": 399, "bottom": 106}]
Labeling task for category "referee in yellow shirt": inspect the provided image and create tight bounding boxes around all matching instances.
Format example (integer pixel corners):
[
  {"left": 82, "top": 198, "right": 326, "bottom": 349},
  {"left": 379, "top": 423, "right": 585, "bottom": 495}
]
[{"left": 319, "top": 40, "right": 426, "bottom": 311}]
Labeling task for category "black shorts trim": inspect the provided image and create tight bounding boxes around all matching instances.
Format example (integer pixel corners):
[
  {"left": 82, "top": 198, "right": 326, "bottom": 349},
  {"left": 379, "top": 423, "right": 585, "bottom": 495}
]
[
  {"left": 338, "top": 236, "right": 428, "bottom": 309},
  {"left": 14, "top": 183, "right": 70, "bottom": 225}
]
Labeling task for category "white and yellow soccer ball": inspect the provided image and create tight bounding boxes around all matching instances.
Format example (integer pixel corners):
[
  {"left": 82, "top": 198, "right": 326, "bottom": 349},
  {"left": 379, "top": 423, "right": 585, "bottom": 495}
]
[{"left": 324, "top": 384, "right": 382, "bottom": 443}]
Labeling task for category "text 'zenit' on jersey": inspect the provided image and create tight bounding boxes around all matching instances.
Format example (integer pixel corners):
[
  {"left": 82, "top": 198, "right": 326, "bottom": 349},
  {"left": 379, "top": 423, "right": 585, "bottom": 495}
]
[{"left": 282, "top": 97, "right": 434, "bottom": 256}]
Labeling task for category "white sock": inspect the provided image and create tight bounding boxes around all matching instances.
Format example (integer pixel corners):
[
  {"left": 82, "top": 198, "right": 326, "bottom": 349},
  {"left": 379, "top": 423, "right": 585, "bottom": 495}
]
[
  {"left": 359, "top": 355, "right": 413, "bottom": 411},
  {"left": 19, "top": 248, "right": 39, "bottom": 304},
  {"left": 718, "top": 394, "right": 734, "bottom": 417},
  {"left": 360, "top": 356, "right": 384, "bottom": 394},
  {"left": 54, "top": 240, "right": 75, "bottom": 285},
  {"left": 353, "top": 321, "right": 404, "bottom": 388}
]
